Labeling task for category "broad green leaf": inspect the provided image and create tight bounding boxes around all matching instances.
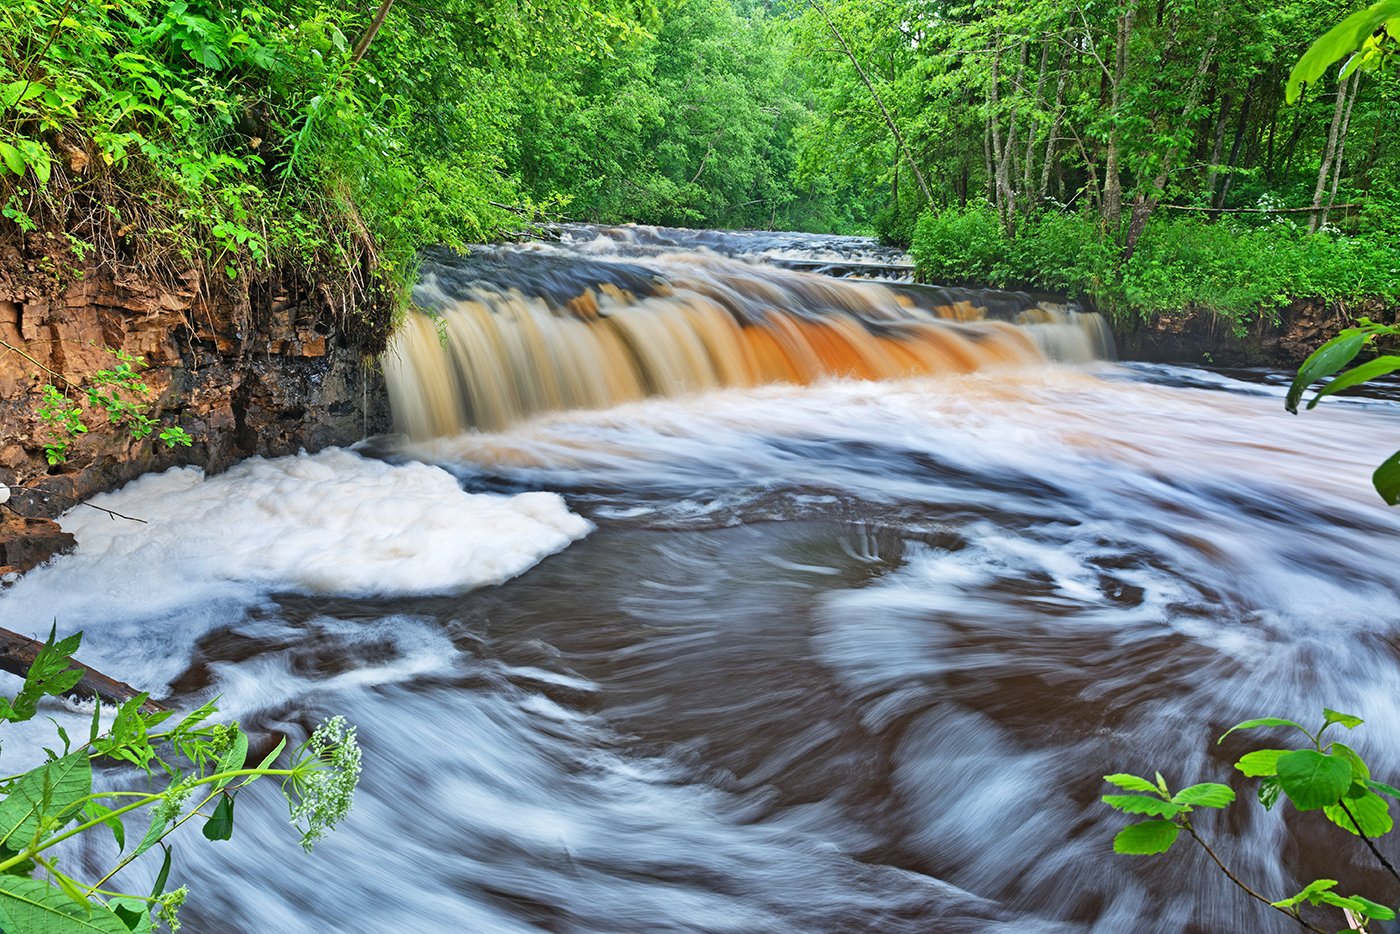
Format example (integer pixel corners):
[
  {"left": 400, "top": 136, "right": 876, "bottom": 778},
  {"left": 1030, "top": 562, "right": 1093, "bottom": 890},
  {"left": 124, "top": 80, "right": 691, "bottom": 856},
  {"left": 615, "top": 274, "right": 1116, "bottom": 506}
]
[
  {"left": 0, "top": 875, "right": 128, "bottom": 933},
  {"left": 1287, "top": 0, "right": 1400, "bottom": 102},
  {"left": 1101, "top": 795, "right": 1182, "bottom": 817},
  {"left": 1309, "top": 359, "right": 1400, "bottom": 409},
  {"left": 1349, "top": 895, "right": 1397, "bottom": 920},
  {"left": 202, "top": 794, "right": 235, "bottom": 841},
  {"left": 1218, "top": 717, "right": 1309, "bottom": 744},
  {"left": 1103, "top": 773, "right": 1161, "bottom": 794},
  {"left": 1374, "top": 450, "right": 1400, "bottom": 506},
  {"left": 1272, "top": 878, "right": 1338, "bottom": 908},
  {"left": 1322, "top": 709, "right": 1364, "bottom": 730},
  {"left": 1324, "top": 791, "right": 1392, "bottom": 837},
  {"left": 1287, "top": 333, "right": 1368, "bottom": 413},
  {"left": 106, "top": 897, "right": 152, "bottom": 934},
  {"left": 1276, "top": 750, "right": 1352, "bottom": 811},
  {"left": 1332, "top": 742, "right": 1371, "bottom": 781},
  {"left": 1171, "top": 783, "right": 1235, "bottom": 808},
  {"left": 0, "top": 753, "right": 93, "bottom": 848},
  {"left": 0, "top": 142, "right": 23, "bottom": 176},
  {"left": 1235, "top": 749, "right": 1288, "bottom": 777},
  {"left": 1112, "top": 819, "right": 1179, "bottom": 855}
]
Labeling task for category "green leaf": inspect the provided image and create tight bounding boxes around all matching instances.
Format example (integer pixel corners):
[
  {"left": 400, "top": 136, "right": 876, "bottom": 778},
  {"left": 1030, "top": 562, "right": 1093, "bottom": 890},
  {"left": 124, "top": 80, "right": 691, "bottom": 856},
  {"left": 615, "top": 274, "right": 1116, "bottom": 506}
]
[
  {"left": 1102, "top": 795, "right": 1183, "bottom": 817},
  {"left": 1171, "top": 783, "right": 1235, "bottom": 808},
  {"left": 253, "top": 737, "right": 287, "bottom": 772},
  {"left": 1308, "top": 358, "right": 1400, "bottom": 409},
  {"left": 1349, "top": 895, "right": 1397, "bottom": 921},
  {"left": 1287, "top": 0, "right": 1400, "bottom": 103},
  {"left": 1103, "top": 773, "right": 1161, "bottom": 794},
  {"left": 81, "top": 801, "right": 125, "bottom": 852},
  {"left": 0, "top": 875, "right": 128, "bottom": 933},
  {"left": 1112, "top": 819, "right": 1180, "bottom": 855},
  {"left": 1322, "top": 709, "right": 1365, "bottom": 730},
  {"left": 1316, "top": 890, "right": 1369, "bottom": 912},
  {"left": 1272, "top": 878, "right": 1338, "bottom": 908},
  {"left": 1324, "top": 792, "right": 1392, "bottom": 837},
  {"left": 1276, "top": 750, "right": 1353, "bottom": 811},
  {"left": 1258, "top": 776, "right": 1283, "bottom": 810},
  {"left": 1332, "top": 742, "right": 1371, "bottom": 781},
  {"left": 1374, "top": 450, "right": 1400, "bottom": 506},
  {"left": 202, "top": 794, "right": 234, "bottom": 841},
  {"left": 0, "top": 142, "right": 23, "bottom": 176},
  {"left": 0, "top": 753, "right": 93, "bottom": 849},
  {"left": 1218, "top": 717, "right": 1309, "bottom": 744},
  {"left": 1287, "top": 333, "right": 1368, "bottom": 413},
  {"left": 107, "top": 897, "right": 152, "bottom": 934},
  {"left": 1366, "top": 779, "right": 1400, "bottom": 800},
  {"left": 130, "top": 813, "right": 168, "bottom": 862},
  {"left": 1236, "top": 749, "right": 1288, "bottom": 777},
  {"left": 149, "top": 844, "right": 171, "bottom": 899}
]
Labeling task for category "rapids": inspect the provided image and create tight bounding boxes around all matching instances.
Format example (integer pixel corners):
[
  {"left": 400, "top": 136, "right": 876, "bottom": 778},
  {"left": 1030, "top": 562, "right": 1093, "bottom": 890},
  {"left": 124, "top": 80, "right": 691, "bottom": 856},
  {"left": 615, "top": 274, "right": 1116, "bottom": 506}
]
[{"left": 3, "top": 225, "right": 1400, "bottom": 932}]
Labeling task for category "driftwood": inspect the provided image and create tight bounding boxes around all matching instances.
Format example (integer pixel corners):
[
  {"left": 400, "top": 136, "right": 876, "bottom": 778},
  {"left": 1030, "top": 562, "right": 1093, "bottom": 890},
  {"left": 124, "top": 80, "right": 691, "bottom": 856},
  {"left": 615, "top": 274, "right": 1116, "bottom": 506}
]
[{"left": 0, "top": 626, "right": 166, "bottom": 713}]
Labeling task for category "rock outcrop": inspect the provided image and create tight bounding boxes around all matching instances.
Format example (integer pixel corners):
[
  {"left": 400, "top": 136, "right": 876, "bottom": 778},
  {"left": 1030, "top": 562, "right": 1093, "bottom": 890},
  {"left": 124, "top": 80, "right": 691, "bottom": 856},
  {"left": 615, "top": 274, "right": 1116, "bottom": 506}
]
[
  {"left": 0, "top": 260, "right": 389, "bottom": 575},
  {"left": 1114, "top": 297, "right": 1396, "bottom": 367}
]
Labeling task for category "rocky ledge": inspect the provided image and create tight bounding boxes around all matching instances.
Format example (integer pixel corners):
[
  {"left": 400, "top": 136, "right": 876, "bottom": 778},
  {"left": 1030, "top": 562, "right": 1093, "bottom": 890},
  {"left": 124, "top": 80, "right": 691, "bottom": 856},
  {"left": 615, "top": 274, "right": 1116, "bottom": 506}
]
[
  {"left": 1114, "top": 297, "right": 1396, "bottom": 368},
  {"left": 0, "top": 260, "right": 389, "bottom": 576}
]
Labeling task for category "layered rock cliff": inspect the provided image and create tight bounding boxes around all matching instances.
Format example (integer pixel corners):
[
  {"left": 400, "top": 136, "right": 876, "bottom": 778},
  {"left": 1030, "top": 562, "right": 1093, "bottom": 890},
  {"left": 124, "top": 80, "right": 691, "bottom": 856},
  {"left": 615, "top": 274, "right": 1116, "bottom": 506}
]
[{"left": 0, "top": 257, "right": 389, "bottom": 577}]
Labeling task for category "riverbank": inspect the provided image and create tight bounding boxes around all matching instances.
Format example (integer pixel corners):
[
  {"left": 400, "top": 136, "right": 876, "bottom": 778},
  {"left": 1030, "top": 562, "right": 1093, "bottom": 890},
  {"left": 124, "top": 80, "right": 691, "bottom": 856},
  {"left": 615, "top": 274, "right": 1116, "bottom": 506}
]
[{"left": 0, "top": 247, "right": 390, "bottom": 575}]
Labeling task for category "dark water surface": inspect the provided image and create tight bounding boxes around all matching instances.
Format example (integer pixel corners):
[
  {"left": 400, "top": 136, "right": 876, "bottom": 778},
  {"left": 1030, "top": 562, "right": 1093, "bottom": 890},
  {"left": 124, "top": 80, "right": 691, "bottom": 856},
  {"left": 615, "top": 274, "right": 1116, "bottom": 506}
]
[{"left": 4, "top": 227, "right": 1400, "bottom": 933}]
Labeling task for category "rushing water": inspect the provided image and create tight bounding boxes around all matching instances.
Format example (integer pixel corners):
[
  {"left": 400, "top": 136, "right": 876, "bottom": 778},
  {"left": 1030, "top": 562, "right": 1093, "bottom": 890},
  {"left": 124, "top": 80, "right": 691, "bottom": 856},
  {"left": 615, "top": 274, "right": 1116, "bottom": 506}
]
[{"left": 4, "top": 226, "right": 1400, "bottom": 933}]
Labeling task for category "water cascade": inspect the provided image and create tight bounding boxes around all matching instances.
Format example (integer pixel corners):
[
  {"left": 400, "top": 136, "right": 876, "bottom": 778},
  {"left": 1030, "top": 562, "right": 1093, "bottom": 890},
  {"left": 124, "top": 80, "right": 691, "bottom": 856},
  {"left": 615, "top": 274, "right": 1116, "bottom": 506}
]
[{"left": 383, "top": 229, "right": 1112, "bottom": 436}]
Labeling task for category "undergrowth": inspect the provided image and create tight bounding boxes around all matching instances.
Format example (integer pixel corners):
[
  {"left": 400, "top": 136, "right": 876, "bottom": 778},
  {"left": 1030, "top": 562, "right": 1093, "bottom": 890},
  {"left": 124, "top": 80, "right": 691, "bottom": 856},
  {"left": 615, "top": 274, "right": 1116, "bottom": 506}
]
[{"left": 911, "top": 203, "right": 1400, "bottom": 329}]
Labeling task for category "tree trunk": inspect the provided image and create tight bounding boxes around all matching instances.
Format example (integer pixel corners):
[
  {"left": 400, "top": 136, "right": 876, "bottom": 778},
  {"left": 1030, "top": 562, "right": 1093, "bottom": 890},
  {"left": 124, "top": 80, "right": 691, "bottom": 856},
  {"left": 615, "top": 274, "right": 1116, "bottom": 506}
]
[
  {"left": 1102, "top": 8, "right": 1134, "bottom": 231},
  {"left": 0, "top": 627, "right": 166, "bottom": 712},
  {"left": 350, "top": 0, "right": 395, "bottom": 65},
  {"left": 1021, "top": 40, "right": 1052, "bottom": 218},
  {"left": 1205, "top": 92, "right": 1232, "bottom": 202},
  {"left": 1310, "top": 70, "right": 1358, "bottom": 232},
  {"left": 808, "top": 0, "right": 934, "bottom": 206},
  {"left": 1321, "top": 74, "right": 1360, "bottom": 230},
  {"left": 1039, "top": 50, "right": 1070, "bottom": 203},
  {"left": 1217, "top": 87, "right": 1253, "bottom": 207}
]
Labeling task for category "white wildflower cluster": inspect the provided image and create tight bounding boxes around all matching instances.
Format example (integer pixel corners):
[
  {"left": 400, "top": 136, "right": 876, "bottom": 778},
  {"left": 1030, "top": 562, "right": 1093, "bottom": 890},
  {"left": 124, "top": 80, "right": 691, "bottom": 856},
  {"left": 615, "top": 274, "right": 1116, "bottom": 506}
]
[
  {"left": 152, "top": 774, "right": 197, "bottom": 826},
  {"left": 287, "top": 716, "right": 362, "bottom": 852},
  {"left": 156, "top": 886, "right": 189, "bottom": 932}
]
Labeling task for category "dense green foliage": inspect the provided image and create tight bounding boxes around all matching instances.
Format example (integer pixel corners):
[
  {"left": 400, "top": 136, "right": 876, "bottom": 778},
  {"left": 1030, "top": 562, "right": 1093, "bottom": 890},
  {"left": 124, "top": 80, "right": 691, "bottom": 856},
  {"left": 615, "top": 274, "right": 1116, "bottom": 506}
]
[
  {"left": 0, "top": 628, "right": 360, "bottom": 933},
  {"left": 912, "top": 202, "right": 1400, "bottom": 325},
  {"left": 1105, "top": 710, "right": 1400, "bottom": 931},
  {"left": 2, "top": 0, "right": 1395, "bottom": 323}
]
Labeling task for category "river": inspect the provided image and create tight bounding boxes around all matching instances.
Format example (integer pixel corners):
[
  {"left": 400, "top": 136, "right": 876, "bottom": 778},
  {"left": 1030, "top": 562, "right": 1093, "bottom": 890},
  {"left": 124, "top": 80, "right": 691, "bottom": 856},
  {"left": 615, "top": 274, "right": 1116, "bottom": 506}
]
[{"left": 3, "top": 225, "right": 1399, "bottom": 932}]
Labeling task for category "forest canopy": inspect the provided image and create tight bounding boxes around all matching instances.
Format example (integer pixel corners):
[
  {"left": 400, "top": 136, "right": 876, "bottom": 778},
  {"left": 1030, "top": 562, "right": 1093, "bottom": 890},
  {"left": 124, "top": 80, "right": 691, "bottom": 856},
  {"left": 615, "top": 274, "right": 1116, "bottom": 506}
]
[{"left": 0, "top": 0, "right": 1395, "bottom": 321}]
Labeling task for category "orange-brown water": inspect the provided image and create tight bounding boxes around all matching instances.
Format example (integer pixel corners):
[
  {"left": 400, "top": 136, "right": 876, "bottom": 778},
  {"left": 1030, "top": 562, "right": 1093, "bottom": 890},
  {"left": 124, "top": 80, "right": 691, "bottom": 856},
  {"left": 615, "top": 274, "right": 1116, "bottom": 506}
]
[{"left": 383, "top": 241, "right": 1111, "bottom": 436}]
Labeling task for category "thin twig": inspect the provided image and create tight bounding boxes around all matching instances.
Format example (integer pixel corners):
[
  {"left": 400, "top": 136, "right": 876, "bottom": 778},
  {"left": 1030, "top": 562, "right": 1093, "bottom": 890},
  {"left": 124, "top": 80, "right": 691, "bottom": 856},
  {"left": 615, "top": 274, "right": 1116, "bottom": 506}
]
[
  {"left": 1183, "top": 823, "right": 1328, "bottom": 933},
  {"left": 1336, "top": 799, "right": 1400, "bottom": 886},
  {"left": 0, "top": 337, "right": 74, "bottom": 387},
  {"left": 7, "top": 484, "right": 146, "bottom": 523}
]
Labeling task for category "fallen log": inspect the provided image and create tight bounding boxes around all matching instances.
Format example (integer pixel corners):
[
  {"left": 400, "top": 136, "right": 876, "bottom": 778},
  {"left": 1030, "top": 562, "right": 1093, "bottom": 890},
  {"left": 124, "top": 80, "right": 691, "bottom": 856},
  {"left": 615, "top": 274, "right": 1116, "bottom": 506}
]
[{"left": 0, "top": 627, "right": 167, "bottom": 713}]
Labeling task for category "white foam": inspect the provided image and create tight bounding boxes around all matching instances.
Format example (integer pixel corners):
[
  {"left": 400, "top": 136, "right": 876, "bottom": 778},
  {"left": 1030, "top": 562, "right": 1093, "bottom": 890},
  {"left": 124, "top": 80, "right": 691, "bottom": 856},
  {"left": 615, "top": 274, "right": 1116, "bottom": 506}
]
[{"left": 3, "top": 447, "right": 591, "bottom": 612}]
